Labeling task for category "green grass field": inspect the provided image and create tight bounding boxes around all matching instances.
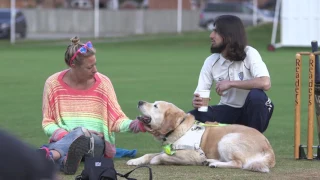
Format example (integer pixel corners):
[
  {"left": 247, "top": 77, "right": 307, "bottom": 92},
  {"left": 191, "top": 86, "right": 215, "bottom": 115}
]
[{"left": 1, "top": 24, "right": 320, "bottom": 180}]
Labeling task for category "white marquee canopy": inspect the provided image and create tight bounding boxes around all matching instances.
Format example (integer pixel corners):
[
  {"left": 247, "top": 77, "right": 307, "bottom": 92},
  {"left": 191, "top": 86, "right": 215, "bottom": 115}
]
[{"left": 270, "top": 0, "right": 320, "bottom": 49}]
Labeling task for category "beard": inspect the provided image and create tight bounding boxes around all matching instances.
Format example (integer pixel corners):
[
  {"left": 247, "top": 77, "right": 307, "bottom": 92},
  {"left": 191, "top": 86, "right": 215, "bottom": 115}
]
[{"left": 210, "top": 43, "right": 226, "bottom": 54}]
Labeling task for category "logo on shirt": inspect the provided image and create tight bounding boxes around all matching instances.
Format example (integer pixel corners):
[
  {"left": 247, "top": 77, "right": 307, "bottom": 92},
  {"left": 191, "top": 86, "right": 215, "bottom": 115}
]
[{"left": 238, "top": 72, "right": 244, "bottom": 81}]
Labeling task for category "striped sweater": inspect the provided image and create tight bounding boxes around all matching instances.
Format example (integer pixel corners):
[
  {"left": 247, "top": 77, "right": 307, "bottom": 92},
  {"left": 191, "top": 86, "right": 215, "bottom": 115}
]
[{"left": 42, "top": 70, "right": 134, "bottom": 158}]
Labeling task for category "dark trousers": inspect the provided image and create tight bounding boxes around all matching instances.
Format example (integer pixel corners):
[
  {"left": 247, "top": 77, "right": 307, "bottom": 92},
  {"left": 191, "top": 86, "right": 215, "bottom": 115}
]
[{"left": 189, "top": 89, "right": 274, "bottom": 133}]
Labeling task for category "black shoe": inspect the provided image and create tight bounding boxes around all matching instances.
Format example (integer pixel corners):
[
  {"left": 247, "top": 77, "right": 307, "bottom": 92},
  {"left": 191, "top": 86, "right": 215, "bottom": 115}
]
[{"left": 64, "top": 135, "right": 90, "bottom": 175}]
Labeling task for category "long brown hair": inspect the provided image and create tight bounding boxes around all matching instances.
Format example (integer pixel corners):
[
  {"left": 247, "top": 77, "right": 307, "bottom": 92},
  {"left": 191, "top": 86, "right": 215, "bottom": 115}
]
[{"left": 211, "top": 15, "right": 247, "bottom": 61}]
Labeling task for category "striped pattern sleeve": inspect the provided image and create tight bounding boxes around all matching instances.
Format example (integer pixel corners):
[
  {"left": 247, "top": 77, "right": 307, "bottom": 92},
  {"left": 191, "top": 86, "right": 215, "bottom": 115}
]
[
  {"left": 42, "top": 74, "right": 68, "bottom": 140},
  {"left": 99, "top": 75, "right": 131, "bottom": 133}
]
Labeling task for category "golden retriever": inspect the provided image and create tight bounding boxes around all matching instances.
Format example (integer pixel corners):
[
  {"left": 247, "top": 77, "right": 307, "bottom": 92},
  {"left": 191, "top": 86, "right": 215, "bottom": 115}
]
[{"left": 127, "top": 101, "right": 276, "bottom": 173}]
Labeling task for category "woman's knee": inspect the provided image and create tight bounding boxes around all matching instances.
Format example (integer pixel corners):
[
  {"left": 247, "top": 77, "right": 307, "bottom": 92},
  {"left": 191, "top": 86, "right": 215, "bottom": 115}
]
[
  {"left": 80, "top": 127, "right": 92, "bottom": 137},
  {"left": 71, "top": 127, "right": 90, "bottom": 137}
]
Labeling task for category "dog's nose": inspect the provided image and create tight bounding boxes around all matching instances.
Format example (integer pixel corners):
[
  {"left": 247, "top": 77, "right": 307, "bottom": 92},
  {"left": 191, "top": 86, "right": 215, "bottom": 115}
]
[{"left": 138, "top": 101, "right": 145, "bottom": 107}]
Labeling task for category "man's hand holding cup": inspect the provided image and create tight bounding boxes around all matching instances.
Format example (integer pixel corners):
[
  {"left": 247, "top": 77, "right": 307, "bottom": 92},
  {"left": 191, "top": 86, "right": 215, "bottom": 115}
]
[{"left": 192, "top": 90, "right": 211, "bottom": 112}]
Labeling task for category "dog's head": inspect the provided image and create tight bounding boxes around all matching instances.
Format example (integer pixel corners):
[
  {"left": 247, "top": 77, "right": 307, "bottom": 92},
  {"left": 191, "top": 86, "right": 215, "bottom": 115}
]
[{"left": 137, "top": 100, "right": 187, "bottom": 135}]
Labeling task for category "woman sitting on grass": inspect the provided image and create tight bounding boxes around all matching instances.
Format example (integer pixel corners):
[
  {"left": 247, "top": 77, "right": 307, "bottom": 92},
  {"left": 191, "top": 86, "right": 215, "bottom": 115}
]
[{"left": 39, "top": 36, "right": 148, "bottom": 175}]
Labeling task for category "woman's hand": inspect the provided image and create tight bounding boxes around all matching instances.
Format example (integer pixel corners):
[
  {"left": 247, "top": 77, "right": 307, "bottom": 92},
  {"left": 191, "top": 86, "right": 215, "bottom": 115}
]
[{"left": 129, "top": 120, "right": 147, "bottom": 133}]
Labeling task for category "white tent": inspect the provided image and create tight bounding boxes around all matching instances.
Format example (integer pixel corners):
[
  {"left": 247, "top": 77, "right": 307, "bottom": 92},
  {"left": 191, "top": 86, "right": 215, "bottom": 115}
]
[{"left": 269, "top": 0, "right": 320, "bottom": 50}]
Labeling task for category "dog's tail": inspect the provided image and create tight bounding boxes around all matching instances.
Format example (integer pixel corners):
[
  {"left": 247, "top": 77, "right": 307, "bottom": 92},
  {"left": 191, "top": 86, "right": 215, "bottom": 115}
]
[
  {"left": 243, "top": 159, "right": 270, "bottom": 173},
  {"left": 243, "top": 148, "right": 275, "bottom": 173}
]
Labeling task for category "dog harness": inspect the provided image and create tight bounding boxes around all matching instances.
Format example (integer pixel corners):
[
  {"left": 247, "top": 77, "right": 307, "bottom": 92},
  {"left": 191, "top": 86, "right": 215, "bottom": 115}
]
[{"left": 162, "top": 121, "right": 228, "bottom": 156}]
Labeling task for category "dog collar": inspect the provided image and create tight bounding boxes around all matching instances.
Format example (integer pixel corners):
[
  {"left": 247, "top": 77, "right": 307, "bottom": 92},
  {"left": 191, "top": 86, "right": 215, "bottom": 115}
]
[{"left": 162, "top": 114, "right": 188, "bottom": 142}]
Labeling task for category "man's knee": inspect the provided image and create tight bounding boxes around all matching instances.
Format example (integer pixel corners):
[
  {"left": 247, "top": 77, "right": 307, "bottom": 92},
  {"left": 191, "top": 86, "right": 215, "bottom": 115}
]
[
  {"left": 247, "top": 89, "right": 267, "bottom": 103},
  {"left": 188, "top": 108, "right": 213, "bottom": 123},
  {"left": 188, "top": 109, "right": 203, "bottom": 123}
]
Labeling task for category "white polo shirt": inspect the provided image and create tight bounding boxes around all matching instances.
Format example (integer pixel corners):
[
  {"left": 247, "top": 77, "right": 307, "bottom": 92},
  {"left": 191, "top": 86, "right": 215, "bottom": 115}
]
[{"left": 194, "top": 46, "right": 270, "bottom": 108}]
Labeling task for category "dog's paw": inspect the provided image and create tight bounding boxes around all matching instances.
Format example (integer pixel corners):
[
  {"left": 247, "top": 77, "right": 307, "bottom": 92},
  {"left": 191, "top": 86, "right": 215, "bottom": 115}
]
[
  {"left": 209, "top": 163, "right": 217, "bottom": 168},
  {"left": 126, "top": 159, "right": 144, "bottom": 166},
  {"left": 202, "top": 160, "right": 209, "bottom": 166},
  {"left": 205, "top": 159, "right": 220, "bottom": 168}
]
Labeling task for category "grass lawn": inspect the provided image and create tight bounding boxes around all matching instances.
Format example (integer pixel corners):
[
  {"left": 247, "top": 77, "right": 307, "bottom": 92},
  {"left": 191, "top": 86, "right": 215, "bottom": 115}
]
[{"left": 1, "top": 24, "right": 319, "bottom": 179}]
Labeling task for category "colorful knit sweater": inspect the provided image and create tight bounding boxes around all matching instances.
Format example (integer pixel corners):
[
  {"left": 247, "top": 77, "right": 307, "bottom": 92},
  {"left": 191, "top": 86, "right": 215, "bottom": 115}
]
[{"left": 42, "top": 70, "right": 134, "bottom": 158}]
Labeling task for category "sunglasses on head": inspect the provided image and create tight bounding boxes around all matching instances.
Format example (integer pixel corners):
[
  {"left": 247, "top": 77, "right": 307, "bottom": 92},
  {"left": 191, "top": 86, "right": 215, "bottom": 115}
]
[{"left": 69, "top": 41, "right": 93, "bottom": 66}]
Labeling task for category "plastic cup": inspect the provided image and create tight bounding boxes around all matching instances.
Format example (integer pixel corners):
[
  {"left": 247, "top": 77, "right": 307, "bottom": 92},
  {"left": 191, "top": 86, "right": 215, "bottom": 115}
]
[{"left": 198, "top": 90, "right": 210, "bottom": 112}]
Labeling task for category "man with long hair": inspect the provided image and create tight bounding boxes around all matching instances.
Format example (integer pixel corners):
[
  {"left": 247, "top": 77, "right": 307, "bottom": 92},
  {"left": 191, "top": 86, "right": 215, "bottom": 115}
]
[{"left": 190, "top": 15, "right": 274, "bottom": 133}]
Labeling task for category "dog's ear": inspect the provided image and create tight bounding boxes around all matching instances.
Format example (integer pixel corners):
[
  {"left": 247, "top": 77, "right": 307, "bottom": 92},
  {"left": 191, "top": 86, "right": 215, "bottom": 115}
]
[{"left": 159, "top": 108, "right": 185, "bottom": 135}]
